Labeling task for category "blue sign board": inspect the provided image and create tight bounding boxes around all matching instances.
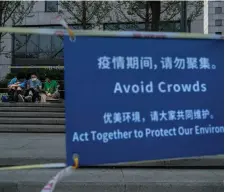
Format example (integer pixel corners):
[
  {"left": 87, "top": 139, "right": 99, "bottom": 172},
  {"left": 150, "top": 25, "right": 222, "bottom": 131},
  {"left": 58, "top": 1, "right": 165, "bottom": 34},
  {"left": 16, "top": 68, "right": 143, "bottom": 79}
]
[{"left": 64, "top": 34, "right": 224, "bottom": 166}]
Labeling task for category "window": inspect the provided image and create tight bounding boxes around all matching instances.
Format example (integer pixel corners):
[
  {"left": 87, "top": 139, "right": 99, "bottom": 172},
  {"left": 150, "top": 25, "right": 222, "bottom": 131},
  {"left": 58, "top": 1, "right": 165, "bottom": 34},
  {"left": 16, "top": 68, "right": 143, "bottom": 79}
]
[
  {"left": 13, "top": 25, "right": 84, "bottom": 59},
  {"left": 159, "top": 22, "right": 181, "bottom": 32},
  {"left": 26, "top": 34, "right": 39, "bottom": 58},
  {"left": 45, "top": 1, "right": 58, "bottom": 12},
  {"left": 215, "top": 7, "right": 222, "bottom": 14},
  {"left": 39, "top": 35, "right": 52, "bottom": 52},
  {"left": 103, "top": 21, "right": 187, "bottom": 32},
  {"left": 215, "top": 19, "right": 222, "bottom": 26},
  {"left": 104, "top": 23, "right": 145, "bottom": 31},
  {"left": 215, "top": 32, "right": 222, "bottom": 35},
  {"left": 51, "top": 26, "right": 63, "bottom": 53},
  {"left": 14, "top": 34, "right": 26, "bottom": 53}
]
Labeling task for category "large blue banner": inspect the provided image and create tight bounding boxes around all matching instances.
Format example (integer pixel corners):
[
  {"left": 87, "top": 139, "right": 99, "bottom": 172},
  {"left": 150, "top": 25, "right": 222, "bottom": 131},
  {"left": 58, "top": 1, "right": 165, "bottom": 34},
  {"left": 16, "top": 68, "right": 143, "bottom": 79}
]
[{"left": 64, "top": 35, "right": 224, "bottom": 166}]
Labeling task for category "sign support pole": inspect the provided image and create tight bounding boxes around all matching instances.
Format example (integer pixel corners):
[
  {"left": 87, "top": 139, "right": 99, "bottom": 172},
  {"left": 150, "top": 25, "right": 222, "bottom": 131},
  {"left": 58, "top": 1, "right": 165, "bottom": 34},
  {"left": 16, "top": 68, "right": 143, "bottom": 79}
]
[{"left": 204, "top": 0, "right": 209, "bottom": 34}]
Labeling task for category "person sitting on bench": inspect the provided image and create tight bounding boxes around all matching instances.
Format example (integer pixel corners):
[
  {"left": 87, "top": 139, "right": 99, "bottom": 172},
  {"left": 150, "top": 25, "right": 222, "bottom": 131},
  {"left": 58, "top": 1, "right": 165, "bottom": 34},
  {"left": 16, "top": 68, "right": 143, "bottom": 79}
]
[
  {"left": 25, "top": 73, "right": 42, "bottom": 102},
  {"left": 39, "top": 75, "right": 60, "bottom": 102},
  {"left": 8, "top": 72, "right": 27, "bottom": 102}
]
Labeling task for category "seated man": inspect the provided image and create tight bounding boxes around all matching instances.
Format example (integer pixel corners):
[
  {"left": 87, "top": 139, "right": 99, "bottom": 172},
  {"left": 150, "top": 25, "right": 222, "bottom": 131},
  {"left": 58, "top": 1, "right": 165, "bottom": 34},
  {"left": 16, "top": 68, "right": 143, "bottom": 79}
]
[
  {"left": 25, "top": 73, "right": 42, "bottom": 102},
  {"left": 8, "top": 72, "right": 27, "bottom": 102},
  {"left": 39, "top": 75, "right": 60, "bottom": 102}
]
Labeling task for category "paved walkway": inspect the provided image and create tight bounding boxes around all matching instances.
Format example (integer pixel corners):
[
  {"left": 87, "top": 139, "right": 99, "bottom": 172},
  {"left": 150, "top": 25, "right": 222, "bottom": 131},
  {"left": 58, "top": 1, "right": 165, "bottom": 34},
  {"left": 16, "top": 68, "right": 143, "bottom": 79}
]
[
  {"left": 0, "top": 169, "right": 223, "bottom": 192},
  {"left": 0, "top": 133, "right": 65, "bottom": 165},
  {"left": 0, "top": 133, "right": 223, "bottom": 166}
]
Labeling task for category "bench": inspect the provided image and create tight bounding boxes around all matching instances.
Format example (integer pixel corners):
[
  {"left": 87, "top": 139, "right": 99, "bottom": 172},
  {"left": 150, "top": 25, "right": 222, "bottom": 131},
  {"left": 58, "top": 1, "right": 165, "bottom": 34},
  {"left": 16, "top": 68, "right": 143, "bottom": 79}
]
[
  {"left": 46, "top": 98, "right": 64, "bottom": 103},
  {"left": 0, "top": 89, "right": 64, "bottom": 103}
]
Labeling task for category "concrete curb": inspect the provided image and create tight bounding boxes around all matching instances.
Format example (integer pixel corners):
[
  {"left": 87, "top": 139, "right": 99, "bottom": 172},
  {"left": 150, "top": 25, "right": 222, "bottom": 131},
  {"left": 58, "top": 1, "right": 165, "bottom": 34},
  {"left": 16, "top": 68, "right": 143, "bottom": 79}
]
[
  {"left": 0, "top": 117, "right": 65, "bottom": 125},
  {"left": 0, "top": 103, "right": 64, "bottom": 107},
  {"left": 0, "top": 112, "right": 65, "bottom": 118},
  {"left": 0, "top": 133, "right": 223, "bottom": 167},
  {"left": 0, "top": 107, "right": 65, "bottom": 112},
  {"left": 0, "top": 156, "right": 223, "bottom": 167},
  {"left": 0, "top": 124, "right": 64, "bottom": 133},
  {"left": 0, "top": 169, "right": 223, "bottom": 192}
]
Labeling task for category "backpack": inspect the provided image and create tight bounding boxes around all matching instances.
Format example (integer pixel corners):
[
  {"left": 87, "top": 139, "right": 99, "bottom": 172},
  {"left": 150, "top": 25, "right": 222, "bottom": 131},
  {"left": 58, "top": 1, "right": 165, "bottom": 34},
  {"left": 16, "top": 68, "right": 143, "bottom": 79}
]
[{"left": 1, "top": 95, "right": 8, "bottom": 102}]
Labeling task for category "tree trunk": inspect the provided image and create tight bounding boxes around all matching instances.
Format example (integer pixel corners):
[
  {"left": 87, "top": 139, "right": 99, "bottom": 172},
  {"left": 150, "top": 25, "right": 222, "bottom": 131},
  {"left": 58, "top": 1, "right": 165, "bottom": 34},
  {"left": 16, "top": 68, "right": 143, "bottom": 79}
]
[
  {"left": 0, "top": 2, "right": 3, "bottom": 25},
  {"left": 81, "top": 1, "right": 87, "bottom": 29},
  {"left": 144, "top": 1, "right": 150, "bottom": 31},
  {"left": 150, "top": 1, "right": 160, "bottom": 31},
  {"left": 0, "top": 2, "right": 3, "bottom": 49}
]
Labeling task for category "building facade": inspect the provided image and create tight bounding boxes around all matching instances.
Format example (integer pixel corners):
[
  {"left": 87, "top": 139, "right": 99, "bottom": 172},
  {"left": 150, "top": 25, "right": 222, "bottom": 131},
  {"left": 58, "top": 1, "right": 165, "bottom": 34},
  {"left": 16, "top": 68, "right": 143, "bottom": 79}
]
[
  {"left": 208, "top": 1, "right": 224, "bottom": 34},
  {"left": 0, "top": 1, "right": 223, "bottom": 80}
]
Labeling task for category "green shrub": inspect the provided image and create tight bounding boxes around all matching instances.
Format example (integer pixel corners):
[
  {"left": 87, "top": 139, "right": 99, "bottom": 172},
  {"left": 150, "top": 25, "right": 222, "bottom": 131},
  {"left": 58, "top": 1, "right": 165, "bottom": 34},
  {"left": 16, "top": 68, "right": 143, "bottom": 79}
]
[{"left": 0, "top": 79, "right": 8, "bottom": 93}]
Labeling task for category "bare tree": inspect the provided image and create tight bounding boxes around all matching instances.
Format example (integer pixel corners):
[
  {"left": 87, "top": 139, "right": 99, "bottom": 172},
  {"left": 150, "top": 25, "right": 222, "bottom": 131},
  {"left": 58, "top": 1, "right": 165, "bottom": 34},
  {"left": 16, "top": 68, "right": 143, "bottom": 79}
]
[
  {"left": 51, "top": 1, "right": 112, "bottom": 58},
  {"left": 59, "top": 1, "right": 112, "bottom": 29},
  {"left": 110, "top": 1, "right": 203, "bottom": 32},
  {"left": 0, "top": 1, "right": 36, "bottom": 53}
]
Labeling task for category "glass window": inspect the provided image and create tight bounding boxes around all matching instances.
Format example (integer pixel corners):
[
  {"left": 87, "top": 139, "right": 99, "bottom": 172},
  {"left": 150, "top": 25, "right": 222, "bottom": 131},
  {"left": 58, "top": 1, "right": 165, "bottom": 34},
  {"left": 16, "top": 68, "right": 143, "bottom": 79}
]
[
  {"left": 103, "top": 23, "right": 116, "bottom": 30},
  {"left": 14, "top": 34, "right": 26, "bottom": 53},
  {"left": 122, "top": 23, "right": 145, "bottom": 31},
  {"left": 215, "top": 7, "right": 222, "bottom": 14},
  {"left": 104, "top": 22, "right": 183, "bottom": 32},
  {"left": 104, "top": 23, "right": 144, "bottom": 31},
  {"left": 26, "top": 34, "right": 39, "bottom": 53},
  {"left": 39, "top": 35, "right": 52, "bottom": 52},
  {"left": 52, "top": 36, "right": 63, "bottom": 52},
  {"left": 14, "top": 52, "right": 27, "bottom": 58},
  {"left": 215, "top": 32, "right": 222, "bottom": 35},
  {"left": 73, "top": 24, "right": 92, "bottom": 30},
  {"left": 215, "top": 19, "right": 222, "bottom": 26},
  {"left": 136, "top": 23, "right": 146, "bottom": 31},
  {"left": 38, "top": 52, "right": 53, "bottom": 58},
  {"left": 45, "top": 1, "right": 58, "bottom": 12},
  {"left": 51, "top": 26, "right": 63, "bottom": 53},
  {"left": 160, "top": 22, "right": 174, "bottom": 32},
  {"left": 26, "top": 34, "right": 39, "bottom": 58},
  {"left": 13, "top": 25, "right": 92, "bottom": 59},
  {"left": 54, "top": 49, "right": 64, "bottom": 59}
]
